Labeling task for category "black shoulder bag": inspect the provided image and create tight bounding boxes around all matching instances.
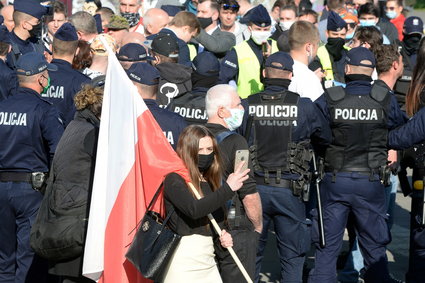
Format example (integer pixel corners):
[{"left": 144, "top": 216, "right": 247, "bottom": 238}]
[{"left": 125, "top": 184, "right": 181, "bottom": 281}]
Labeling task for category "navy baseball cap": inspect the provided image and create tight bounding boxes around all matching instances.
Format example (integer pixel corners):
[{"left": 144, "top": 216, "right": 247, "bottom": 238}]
[
  {"left": 327, "top": 11, "right": 347, "bottom": 32},
  {"left": 192, "top": 51, "right": 220, "bottom": 76},
  {"left": 0, "top": 15, "right": 4, "bottom": 25},
  {"left": 161, "top": 5, "right": 184, "bottom": 17},
  {"left": 54, "top": 22, "right": 78, "bottom": 41},
  {"left": 404, "top": 16, "right": 424, "bottom": 35},
  {"left": 249, "top": 5, "right": 271, "bottom": 27},
  {"left": 126, "top": 62, "right": 160, "bottom": 85},
  {"left": 151, "top": 33, "right": 179, "bottom": 58},
  {"left": 16, "top": 52, "right": 58, "bottom": 76},
  {"left": 265, "top": 51, "right": 294, "bottom": 72},
  {"left": 94, "top": 14, "right": 103, "bottom": 34},
  {"left": 14, "top": 0, "right": 49, "bottom": 20},
  {"left": 118, "top": 43, "right": 152, "bottom": 61},
  {"left": 345, "top": 47, "right": 375, "bottom": 68},
  {"left": 0, "top": 26, "right": 11, "bottom": 44}
]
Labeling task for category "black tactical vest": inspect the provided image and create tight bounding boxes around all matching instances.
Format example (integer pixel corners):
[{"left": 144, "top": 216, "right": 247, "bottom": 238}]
[
  {"left": 247, "top": 91, "right": 299, "bottom": 174},
  {"left": 167, "top": 92, "right": 208, "bottom": 125},
  {"left": 324, "top": 84, "right": 390, "bottom": 172}
]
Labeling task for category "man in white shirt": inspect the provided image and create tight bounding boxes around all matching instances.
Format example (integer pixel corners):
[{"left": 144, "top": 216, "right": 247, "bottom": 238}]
[{"left": 288, "top": 20, "right": 324, "bottom": 101}]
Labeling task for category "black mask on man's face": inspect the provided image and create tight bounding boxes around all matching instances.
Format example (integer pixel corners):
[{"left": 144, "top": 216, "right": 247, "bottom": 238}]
[
  {"left": 326, "top": 37, "right": 346, "bottom": 61},
  {"left": 403, "top": 34, "right": 421, "bottom": 55},
  {"left": 28, "top": 22, "right": 42, "bottom": 39},
  {"left": 197, "top": 17, "right": 213, "bottom": 29}
]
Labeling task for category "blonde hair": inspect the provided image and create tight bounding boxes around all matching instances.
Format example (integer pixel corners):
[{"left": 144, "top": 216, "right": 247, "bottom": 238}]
[{"left": 74, "top": 84, "right": 103, "bottom": 116}]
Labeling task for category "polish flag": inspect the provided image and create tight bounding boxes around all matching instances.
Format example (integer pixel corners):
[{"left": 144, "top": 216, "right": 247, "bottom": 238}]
[{"left": 82, "top": 47, "right": 190, "bottom": 282}]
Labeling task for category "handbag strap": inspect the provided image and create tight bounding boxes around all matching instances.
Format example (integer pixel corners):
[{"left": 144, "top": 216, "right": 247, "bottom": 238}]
[{"left": 146, "top": 183, "right": 164, "bottom": 211}]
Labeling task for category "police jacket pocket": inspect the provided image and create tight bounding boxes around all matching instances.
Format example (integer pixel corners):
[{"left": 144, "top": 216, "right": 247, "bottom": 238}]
[{"left": 30, "top": 179, "right": 89, "bottom": 261}]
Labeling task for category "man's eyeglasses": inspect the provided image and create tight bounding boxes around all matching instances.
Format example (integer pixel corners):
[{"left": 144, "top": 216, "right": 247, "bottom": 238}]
[{"left": 222, "top": 3, "right": 239, "bottom": 11}]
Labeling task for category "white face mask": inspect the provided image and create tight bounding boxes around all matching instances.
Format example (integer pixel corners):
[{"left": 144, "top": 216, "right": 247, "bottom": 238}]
[
  {"left": 224, "top": 108, "right": 245, "bottom": 131},
  {"left": 279, "top": 20, "right": 295, "bottom": 31},
  {"left": 251, "top": 30, "right": 271, "bottom": 45}
]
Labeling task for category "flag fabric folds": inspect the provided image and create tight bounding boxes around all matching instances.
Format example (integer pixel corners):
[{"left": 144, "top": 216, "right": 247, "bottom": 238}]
[{"left": 82, "top": 49, "right": 190, "bottom": 283}]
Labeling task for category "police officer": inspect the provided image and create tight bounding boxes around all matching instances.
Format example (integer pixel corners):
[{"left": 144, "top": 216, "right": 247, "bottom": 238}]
[
  {"left": 0, "top": 52, "right": 64, "bottom": 282},
  {"left": 219, "top": 4, "right": 277, "bottom": 99},
  {"left": 248, "top": 51, "right": 332, "bottom": 282},
  {"left": 308, "top": 47, "right": 407, "bottom": 283},
  {"left": 394, "top": 16, "right": 424, "bottom": 109},
  {"left": 315, "top": 11, "right": 349, "bottom": 88},
  {"left": 204, "top": 84, "right": 262, "bottom": 282},
  {"left": 0, "top": 25, "right": 18, "bottom": 100},
  {"left": 7, "top": 0, "right": 48, "bottom": 68},
  {"left": 168, "top": 51, "right": 219, "bottom": 125},
  {"left": 43, "top": 22, "right": 91, "bottom": 127},
  {"left": 126, "top": 62, "right": 187, "bottom": 149}
]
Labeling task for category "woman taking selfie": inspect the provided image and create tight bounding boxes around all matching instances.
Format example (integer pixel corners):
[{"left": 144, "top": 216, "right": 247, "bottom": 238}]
[{"left": 162, "top": 124, "right": 250, "bottom": 282}]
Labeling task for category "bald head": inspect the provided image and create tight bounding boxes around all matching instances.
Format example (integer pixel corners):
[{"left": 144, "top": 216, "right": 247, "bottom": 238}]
[
  {"left": 1, "top": 5, "right": 14, "bottom": 32},
  {"left": 143, "top": 8, "right": 169, "bottom": 36},
  {"left": 121, "top": 31, "right": 146, "bottom": 46}
]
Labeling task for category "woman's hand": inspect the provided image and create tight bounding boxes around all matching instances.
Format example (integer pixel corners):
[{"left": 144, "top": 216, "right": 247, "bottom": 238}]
[
  {"left": 226, "top": 161, "right": 250, "bottom": 192},
  {"left": 220, "top": 229, "right": 233, "bottom": 248}
]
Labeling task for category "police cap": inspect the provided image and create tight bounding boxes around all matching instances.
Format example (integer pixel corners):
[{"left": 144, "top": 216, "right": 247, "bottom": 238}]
[
  {"left": 403, "top": 16, "right": 424, "bottom": 35},
  {"left": 151, "top": 33, "right": 179, "bottom": 58},
  {"left": 0, "top": 25, "right": 11, "bottom": 44},
  {"left": 54, "top": 22, "right": 78, "bottom": 41},
  {"left": 126, "top": 62, "right": 160, "bottom": 85},
  {"left": 0, "top": 15, "right": 3, "bottom": 25},
  {"left": 94, "top": 14, "right": 103, "bottom": 34},
  {"left": 14, "top": 0, "right": 49, "bottom": 20},
  {"left": 265, "top": 51, "right": 294, "bottom": 72},
  {"left": 118, "top": 43, "right": 152, "bottom": 61},
  {"left": 249, "top": 5, "right": 271, "bottom": 27},
  {"left": 16, "top": 52, "right": 58, "bottom": 76},
  {"left": 192, "top": 51, "right": 220, "bottom": 76},
  {"left": 345, "top": 46, "right": 375, "bottom": 68},
  {"left": 161, "top": 5, "right": 184, "bottom": 17},
  {"left": 327, "top": 11, "right": 347, "bottom": 32}
]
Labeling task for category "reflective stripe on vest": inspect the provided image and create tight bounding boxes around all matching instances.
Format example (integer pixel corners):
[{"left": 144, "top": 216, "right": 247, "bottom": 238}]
[
  {"left": 188, "top": 44, "right": 197, "bottom": 61},
  {"left": 234, "top": 41, "right": 263, "bottom": 99}
]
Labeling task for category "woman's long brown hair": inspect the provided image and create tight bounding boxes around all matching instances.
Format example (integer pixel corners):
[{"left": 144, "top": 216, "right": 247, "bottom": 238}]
[
  {"left": 176, "top": 125, "right": 223, "bottom": 195},
  {"left": 406, "top": 37, "right": 425, "bottom": 117}
]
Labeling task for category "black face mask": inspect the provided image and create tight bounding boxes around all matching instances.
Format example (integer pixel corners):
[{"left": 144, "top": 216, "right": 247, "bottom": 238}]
[
  {"left": 326, "top": 37, "right": 346, "bottom": 61},
  {"left": 198, "top": 152, "right": 214, "bottom": 173},
  {"left": 344, "top": 74, "right": 373, "bottom": 83},
  {"left": 402, "top": 34, "right": 421, "bottom": 55},
  {"left": 197, "top": 17, "right": 213, "bottom": 29},
  {"left": 28, "top": 22, "right": 42, "bottom": 39}
]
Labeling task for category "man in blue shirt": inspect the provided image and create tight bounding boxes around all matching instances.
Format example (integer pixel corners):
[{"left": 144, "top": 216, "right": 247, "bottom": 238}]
[
  {"left": 0, "top": 52, "right": 64, "bottom": 283},
  {"left": 42, "top": 22, "right": 91, "bottom": 126},
  {"left": 126, "top": 62, "right": 187, "bottom": 149}
]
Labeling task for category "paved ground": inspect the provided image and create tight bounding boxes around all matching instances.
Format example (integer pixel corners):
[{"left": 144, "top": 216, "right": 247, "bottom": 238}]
[{"left": 258, "top": 190, "right": 412, "bottom": 283}]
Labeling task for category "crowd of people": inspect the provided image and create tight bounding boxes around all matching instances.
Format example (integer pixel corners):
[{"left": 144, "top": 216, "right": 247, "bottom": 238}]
[{"left": 0, "top": 0, "right": 424, "bottom": 282}]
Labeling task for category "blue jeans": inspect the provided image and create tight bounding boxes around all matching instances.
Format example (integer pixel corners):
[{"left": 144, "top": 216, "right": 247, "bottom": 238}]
[{"left": 255, "top": 184, "right": 310, "bottom": 283}]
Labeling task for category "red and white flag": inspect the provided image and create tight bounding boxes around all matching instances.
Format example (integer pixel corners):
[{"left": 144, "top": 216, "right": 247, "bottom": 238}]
[{"left": 82, "top": 48, "right": 190, "bottom": 283}]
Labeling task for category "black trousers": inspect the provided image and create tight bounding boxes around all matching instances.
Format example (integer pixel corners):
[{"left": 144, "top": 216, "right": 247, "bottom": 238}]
[{"left": 215, "top": 229, "right": 260, "bottom": 283}]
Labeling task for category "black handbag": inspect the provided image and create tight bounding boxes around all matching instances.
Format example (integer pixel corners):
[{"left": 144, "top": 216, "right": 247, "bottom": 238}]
[{"left": 125, "top": 185, "right": 181, "bottom": 281}]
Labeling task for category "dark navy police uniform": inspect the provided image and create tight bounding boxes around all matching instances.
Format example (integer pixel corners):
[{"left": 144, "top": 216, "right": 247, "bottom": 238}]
[
  {"left": 249, "top": 80, "right": 332, "bottom": 282},
  {"left": 0, "top": 87, "right": 64, "bottom": 282},
  {"left": 308, "top": 79, "right": 407, "bottom": 283},
  {"left": 43, "top": 59, "right": 91, "bottom": 126}
]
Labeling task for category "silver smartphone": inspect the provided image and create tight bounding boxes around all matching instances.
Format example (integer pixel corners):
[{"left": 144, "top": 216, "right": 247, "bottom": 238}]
[{"left": 234, "top": 149, "right": 249, "bottom": 172}]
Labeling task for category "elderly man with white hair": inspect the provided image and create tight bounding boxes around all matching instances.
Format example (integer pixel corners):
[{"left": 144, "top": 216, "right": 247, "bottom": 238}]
[{"left": 204, "top": 84, "right": 262, "bottom": 283}]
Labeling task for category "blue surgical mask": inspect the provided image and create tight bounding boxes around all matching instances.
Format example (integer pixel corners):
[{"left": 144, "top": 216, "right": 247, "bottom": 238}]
[
  {"left": 346, "top": 32, "right": 354, "bottom": 40},
  {"left": 359, "top": 19, "right": 376, "bottom": 27},
  {"left": 224, "top": 108, "right": 245, "bottom": 131},
  {"left": 386, "top": 11, "right": 397, "bottom": 19}
]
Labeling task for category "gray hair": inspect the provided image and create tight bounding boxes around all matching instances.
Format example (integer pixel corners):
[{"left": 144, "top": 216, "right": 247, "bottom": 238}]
[
  {"left": 69, "top": 11, "right": 98, "bottom": 35},
  {"left": 205, "top": 84, "right": 236, "bottom": 118}
]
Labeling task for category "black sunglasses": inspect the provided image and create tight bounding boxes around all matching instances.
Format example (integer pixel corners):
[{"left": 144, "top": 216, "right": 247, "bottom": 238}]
[{"left": 222, "top": 3, "right": 239, "bottom": 11}]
